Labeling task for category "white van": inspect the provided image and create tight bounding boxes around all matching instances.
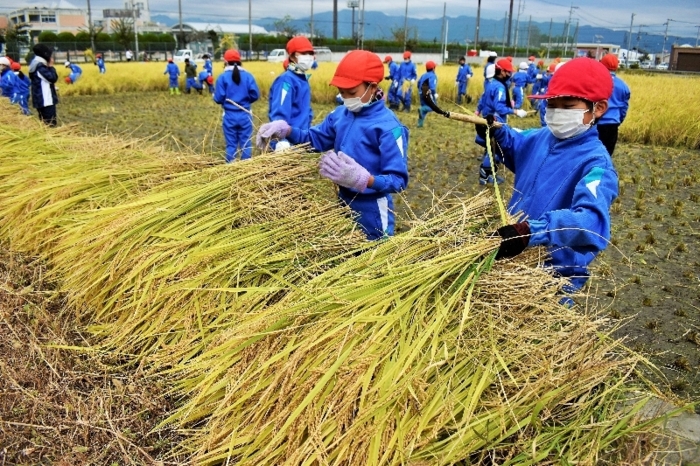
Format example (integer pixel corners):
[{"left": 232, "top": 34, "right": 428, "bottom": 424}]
[
  {"left": 313, "top": 47, "right": 332, "bottom": 62},
  {"left": 267, "top": 49, "right": 288, "bottom": 63}
]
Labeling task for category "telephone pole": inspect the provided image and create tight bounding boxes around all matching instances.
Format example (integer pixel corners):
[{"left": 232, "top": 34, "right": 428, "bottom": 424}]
[
  {"left": 563, "top": 3, "right": 578, "bottom": 56},
  {"left": 507, "top": 0, "right": 514, "bottom": 46},
  {"left": 625, "top": 13, "right": 635, "bottom": 67},
  {"left": 131, "top": 0, "right": 139, "bottom": 58},
  {"left": 402, "top": 0, "right": 409, "bottom": 50},
  {"left": 514, "top": 0, "right": 524, "bottom": 51},
  {"left": 474, "top": 0, "right": 481, "bottom": 49},
  {"left": 86, "top": 0, "right": 95, "bottom": 53},
  {"left": 333, "top": 0, "right": 338, "bottom": 39},
  {"left": 546, "top": 18, "right": 552, "bottom": 58},
  {"left": 310, "top": 0, "right": 314, "bottom": 44},
  {"left": 661, "top": 20, "right": 670, "bottom": 63},
  {"left": 525, "top": 15, "right": 532, "bottom": 57}
]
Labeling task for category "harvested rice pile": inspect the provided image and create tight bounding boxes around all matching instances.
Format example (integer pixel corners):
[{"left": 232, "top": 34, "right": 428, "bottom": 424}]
[{"left": 0, "top": 105, "right": 658, "bottom": 464}]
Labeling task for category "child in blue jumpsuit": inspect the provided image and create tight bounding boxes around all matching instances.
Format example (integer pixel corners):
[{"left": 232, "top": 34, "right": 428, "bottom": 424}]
[
  {"left": 417, "top": 61, "right": 437, "bottom": 128},
  {"left": 164, "top": 59, "right": 180, "bottom": 95},
  {"left": 184, "top": 58, "right": 202, "bottom": 94},
  {"left": 213, "top": 49, "right": 260, "bottom": 162},
  {"left": 455, "top": 56, "right": 473, "bottom": 104},
  {"left": 11, "top": 62, "right": 30, "bottom": 115},
  {"left": 488, "top": 57, "right": 617, "bottom": 301},
  {"left": 475, "top": 58, "right": 527, "bottom": 185},
  {"left": 511, "top": 62, "right": 529, "bottom": 109},
  {"left": 64, "top": 61, "right": 82, "bottom": 83},
  {"left": 256, "top": 51, "right": 409, "bottom": 241},
  {"left": 0, "top": 57, "right": 17, "bottom": 102},
  {"left": 526, "top": 56, "right": 538, "bottom": 86},
  {"left": 597, "top": 53, "right": 630, "bottom": 156},
  {"left": 29, "top": 44, "right": 59, "bottom": 126},
  {"left": 265, "top": 36, "right": 315, "bottom": 150},
  {"left": 96, "top": 54, "right": 106, "bottom": 73},
  {"left": 398, "top": 51, "right": 417, "bottom": 112},
  {"left": 383, "top": 55, "right": 401, "bottom": 110}
]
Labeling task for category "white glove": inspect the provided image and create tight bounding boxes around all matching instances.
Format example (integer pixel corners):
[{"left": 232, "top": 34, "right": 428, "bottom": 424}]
[
  {"left": 410, "top": 79, "right": 416, "bottom": 86},
  {"left": 468, "top": 74, "right": 473, "bottom": 78},
  {"left": 536, "top": 73, "right": 543, "bottom": 79},
  {"left": 433, "top": 93, "right": 439, "bottom": 101},
  {"left": 274, "top": 140, "right": 291, "bottom": 152},
  {"left": 515, "top": 109, "right": 528, "bottom": 118}
]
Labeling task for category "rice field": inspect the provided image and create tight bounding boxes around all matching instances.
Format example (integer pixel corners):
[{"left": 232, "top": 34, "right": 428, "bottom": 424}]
[{"left": 0, "top": 59, "right": 698, "bottom": 464}]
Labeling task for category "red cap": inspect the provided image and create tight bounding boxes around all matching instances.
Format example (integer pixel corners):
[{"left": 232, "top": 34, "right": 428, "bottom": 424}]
[
  {"left": 206, "top": 75, "right": 213, "bottom": 84},
  {"left": 530, "top": 58, "right": 613, "bottom": 102},
  {"left": 64, "top": 76, "right": 72, "bottom": 84},
  {"left": 10, "top": 62, "right": 20, "bottom": 71},
  {"left": 224, "top": 49, "right": 241, "bottom": 62},
  {"left": 600, "top": 53, "right": 619, "bottom": 71},
  {"left": 425, "top": 60, "right": 436, "bottom": 71},
  {"left": 547, "top": 62, "right": 557, "bottom": 72},
  {"left": 383, "top": 55, "right": 392, "bottom": 63},
  {"left": 286, "top": 36, "right": 314, "bottom": 54},
  {"left": 283, "top": 58, "right": 289, "bottom": 70},
  {"left": 506, "top": 56, "right": 513, "bottom": 62},
  {"left": 168, "top": 58, "right": 173, "bottom": 62},
  {"left": 495, "top": 58, "right": 514, "bottom": 72},
  {"left": 403, "top": 51, "right": 411, "bottom": 59},
  {"left": 529, "top": 55, "right": 535, "bottom": 61},
  {"left": 538, "top": 59, "right": 545, "bottom": 67},
  {"left": 330, "top": 50, "right": 384, "bottom": 89}
]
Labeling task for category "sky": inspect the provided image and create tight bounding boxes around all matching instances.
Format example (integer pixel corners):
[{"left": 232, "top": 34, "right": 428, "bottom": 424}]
[{"left": 1, "top": 0, "right": 698, "bottom": 38}]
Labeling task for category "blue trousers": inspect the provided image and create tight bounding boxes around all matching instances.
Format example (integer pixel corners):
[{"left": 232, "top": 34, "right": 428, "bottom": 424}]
[
  {"left": 223, "top": 113, "right": 253, "bottom": 162},
  {"left": 387, "top": 80, "right": 400, "bottom": 107},
  {"left": 457, "top": 80, "right": 467, "bottom": 103},
  {"left": 401, "top": 85, "right": 413, "bottom": 110},
  {"left": 16, "top": 94, "right": 30, "bottom": 115},
  {"left": 186, "top": 77, "right": 202, "bottom": 92},
  {"left": 69, "top": 72, "right": 81, "bottom": 83},
  {"left": 99, "top": 66, "right": 106, "bottom": 74},
  {"left": 417, "top": 104, "right": 433, "bottom": 128},
  {"left": 339, "top": 190, "right": 394, "bottom": 241},
  {"left": 168, "top": 77, "right": 179, "bottom": 88},
  {"left": 513, "top": 86, "right": 524, "bottom": 109}
]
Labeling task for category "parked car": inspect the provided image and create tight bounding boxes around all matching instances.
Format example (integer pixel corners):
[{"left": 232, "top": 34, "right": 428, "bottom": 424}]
[
  {"left": 313, "top": 47, "right": 333, "bottom": 62},
  {"left": 640, "top": 61, "right": 652, "bottom": 69},
  {"left": 656, "top": 63, "right": 669, "bottom": 70},
  {"left": 267, "top": 49, "right": 288, "bottom": 63}
]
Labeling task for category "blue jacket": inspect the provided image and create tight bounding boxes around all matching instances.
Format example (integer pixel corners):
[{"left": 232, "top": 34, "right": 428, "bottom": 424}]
[
  {"left": 494, "top": 124, "right": 618, "bottom": 283},
  {"left": 0, "top": 68, "right": 17, "bottom": 101},
  {"left": 96, "top": 57, "right": 105, "bottom": 68},
  {"left": 213, "top": 66, "right": 260, "bottom": 113},
  {"left": 387, "top": 61, "right": 400, "bottom": 81},
  {"left": 67, "top": 64, "right": 82, "bottom": 74},
  {"left": 398, "top": 60, "right": 417, "bottom": 83},
  {"left": 597, "top": 73, "right": 630, "bottom": 125},
  {"left": 164, "top": 62, "right": 180, "bottom": 78},
  {"left": 527, "top": 63, "right": 538, "bottom": 84},
  {"left": 477, "top": 77, "right": 513, "bottom": 123},
  {"left": 418, "top": 70, "right": 437, "bottom": 105},
  {"left": 204, "top": 58, "right": 213, "bottom": 75},
  {"left": 511, "top": 70, "right": 528, "bottom": 88},
  {"left": 268, "top": 68, "right": 313, "bottom": 130},
  {"left": 28, "top": 58, "right": 58, "bottom": 108},
  {"left": 198, "top": 70, "right": 210, "bottom": 82},
  {"left": 13, "top": 72, "right": 30, "bottom": 99},
  {"left": 456, "top": 63, "right": 473, "bottom": 83},
  {"left": 288, "top": 99, "right": 409, "bottom": 197}
]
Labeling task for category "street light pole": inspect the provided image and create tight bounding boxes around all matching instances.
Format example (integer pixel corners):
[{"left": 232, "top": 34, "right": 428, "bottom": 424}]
[{"left": 625, "top": 13, "right": 634, "bottom": 67}]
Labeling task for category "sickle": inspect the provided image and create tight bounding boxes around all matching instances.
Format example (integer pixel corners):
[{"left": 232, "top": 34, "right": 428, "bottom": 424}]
[{"left": 420, "top": 85, "right": 502, "bottom": 127}]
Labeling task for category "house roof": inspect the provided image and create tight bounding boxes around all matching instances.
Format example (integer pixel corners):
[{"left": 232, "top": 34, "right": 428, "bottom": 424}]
[{"left": 172, "top": 22, "right": 268, "bottom": 35}]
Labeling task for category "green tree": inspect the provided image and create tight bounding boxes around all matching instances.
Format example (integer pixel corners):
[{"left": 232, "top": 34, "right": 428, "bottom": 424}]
[
  {"left": 208, "top": 30, "right": 220, "bottom": 59},
  {"left": 2, "top": 22, "right": 30, "bottom": 62},
  {"left": 57, "top": 31, "right": 76, "bottom": 43},
  {"left": 273, "top": 15, "right": 297, "bottom": 37},
  {"left": 111, "top": 18, "right": 134, "bottom": 50},
  {"left": 38, "top": 31, "right": 59, "bottom": 43}
]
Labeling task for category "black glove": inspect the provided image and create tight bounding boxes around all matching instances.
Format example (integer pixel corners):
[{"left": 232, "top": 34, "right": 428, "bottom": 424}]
[
  {"left": 493, "top": 222, "right": 531, "bottom": 260},
  {"left": 384, "top": 76, "right": 391, "bottom": 81},
  {"left": 485, "top": 114, "right": 495, "bottom": 127}
]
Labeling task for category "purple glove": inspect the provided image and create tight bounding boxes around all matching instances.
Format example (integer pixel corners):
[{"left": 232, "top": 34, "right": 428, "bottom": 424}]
[
  {"left": 256, "top": 120, "right": 291, "bottom": 149},
  {"left": 319, "top": 151, "right": 371, "bottom": 192}
]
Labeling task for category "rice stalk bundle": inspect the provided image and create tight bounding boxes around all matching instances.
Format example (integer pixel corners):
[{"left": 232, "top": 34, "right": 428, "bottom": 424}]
[
  {"left": 46, "top": 152, "right": 367, "bottom": 354},
  {"left": 0, "top": 105, "right": 213, "bottom": 255},
  {"left": 160, "top": 194, "right": 651, "bottom": 465}
]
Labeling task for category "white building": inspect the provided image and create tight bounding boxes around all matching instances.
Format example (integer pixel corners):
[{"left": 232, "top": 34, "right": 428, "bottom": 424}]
[{"left": 8, "top": 0, "right": 87, "bottom": 38}]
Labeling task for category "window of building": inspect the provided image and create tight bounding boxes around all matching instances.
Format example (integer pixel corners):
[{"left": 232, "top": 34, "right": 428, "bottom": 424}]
[
  {"left": 29, "top": 14, "right": 40, "bottom": 22},
  {"left": 41, "top": 13, "right": 56, "bottom": 23}
]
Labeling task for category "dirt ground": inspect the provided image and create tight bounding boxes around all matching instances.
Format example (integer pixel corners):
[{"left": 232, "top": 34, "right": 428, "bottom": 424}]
[{"left": 0, "top": 91, "right": 697, "bottom": 463}]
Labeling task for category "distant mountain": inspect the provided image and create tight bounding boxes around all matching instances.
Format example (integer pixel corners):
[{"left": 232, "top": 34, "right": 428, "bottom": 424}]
[{"left": 153, "top": 12, "right": 694, "bottom": 53}]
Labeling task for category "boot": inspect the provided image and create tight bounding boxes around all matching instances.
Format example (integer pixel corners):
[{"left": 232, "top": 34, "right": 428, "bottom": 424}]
[
  {"left": 169, "top": 87, "right": 174, "bottom": 95},
  {"left": 197, "top": 88, "right": 203, "bottom": 95},
  {"left": 175, "top": 87, "right": 180, "bottom": 95}
]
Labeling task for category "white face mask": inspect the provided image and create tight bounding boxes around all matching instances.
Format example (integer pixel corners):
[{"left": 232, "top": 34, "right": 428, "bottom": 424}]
[
  {"left": 295, "top": 54, "right": 315, "bottom": 71},
  {"left": 545, "top": 107, "right": 593, "bottom": 139},
  {"left": 343, "top": 86, "right": 372, "bottom": 113}
]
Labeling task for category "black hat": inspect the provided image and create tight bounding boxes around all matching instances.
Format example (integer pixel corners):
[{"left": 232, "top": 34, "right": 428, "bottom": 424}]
[
  {"left": 184, "top": 58, "right": 189, "bottom": 62},
  {"left": 33, "top": 43, "right": 53, "bottom": 61}
]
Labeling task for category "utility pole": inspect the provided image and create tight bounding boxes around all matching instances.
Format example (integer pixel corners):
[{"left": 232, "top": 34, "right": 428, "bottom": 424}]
[
  {"left": 360, "top": 0, "right": 366, "bottom": 49},
  {"left": 86, "top": 0, "right": 95, "bottom": 53},
  {"left": 501, "top": 11, "right": 507, "bottom": 55},
  {"left": 546, "top": 18, "right": 552, "bottom": 59},
  {"left": 310, "top": 0, "right": 314, "bottom": 44},
  {"left": 507, "top": 0, "right": 514, "bottom": 47},
  {"left": 440, "top": 3, "right": 447, "bottom": 64},
  {"left": 525, "top": 15, "right": 532, "bottom": 57},
  {"left": 131, "top": 0, "right": 139, "bottom": 58},
  {"left": 696, "top": 25, "right": 700, "bottom": 48},
  {"left": 347, "top": 1, "right": 358, "bottom": 43},
  {"left": 474, "top": 0, "right": 481, "bottom": 50},
  {"left": 635, "top": 24, "right": 646, "bottom": 51},
  {"left": 443, "top": 19, "right": 449, "bottom": 65},
  {"left": 178, "top": 0, "right": 183, "bottom": 50},
  {"left": 572, "top": 19, "right": 579, "bottom": 58},
  {"left": 625, "top": 13, "right": 635, "bottom": 67},
  {"left": 402, "top": 0, "right": 409, "bottom": 50},
  {"left": 333, "top": 0, "right": 338, "bottom": 40},
  {"left": 661, "top": 20, "right": 670, "bottom": 64},
  {"left": 563, "top": 3, "right": 578, "bottom": 56},
  {"left": 248, "top": 0, "right": 252, "bottom": 59},
  {"left": 514, "top": 0, "right": 524, "bottom": 52}
]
